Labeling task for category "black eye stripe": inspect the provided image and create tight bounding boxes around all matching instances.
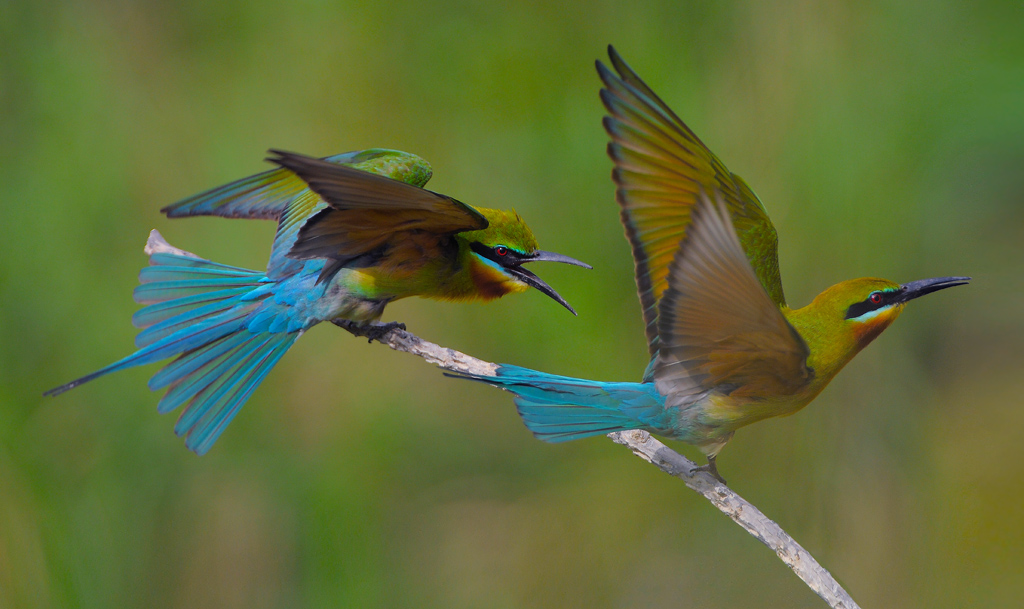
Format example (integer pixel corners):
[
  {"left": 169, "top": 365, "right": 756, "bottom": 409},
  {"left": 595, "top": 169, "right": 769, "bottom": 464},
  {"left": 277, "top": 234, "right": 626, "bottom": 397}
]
[
  {"left": 845, "top": 289, "right": 900, "bottom": 320},
  {"left": 470, "top": 241, "right": 528, "bottom": 266}
]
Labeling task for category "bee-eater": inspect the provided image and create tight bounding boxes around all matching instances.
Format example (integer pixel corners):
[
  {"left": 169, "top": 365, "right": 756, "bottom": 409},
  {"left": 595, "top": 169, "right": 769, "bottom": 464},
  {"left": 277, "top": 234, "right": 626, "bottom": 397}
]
[
  {"left": 451, "top": 46, "right": 969, "bottom": 483},
  {"left": 45, "top": 148, "right": 590, "bottom": 455}
]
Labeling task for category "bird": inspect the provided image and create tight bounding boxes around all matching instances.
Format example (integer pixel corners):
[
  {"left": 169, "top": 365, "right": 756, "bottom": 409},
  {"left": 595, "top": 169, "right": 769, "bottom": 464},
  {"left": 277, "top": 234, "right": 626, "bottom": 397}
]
[
  {"left": 45, "top": 148, "right": 591, "bottom": 455},
  {"left": 448, "top": 46, "right": 969, "bottom": 484}
]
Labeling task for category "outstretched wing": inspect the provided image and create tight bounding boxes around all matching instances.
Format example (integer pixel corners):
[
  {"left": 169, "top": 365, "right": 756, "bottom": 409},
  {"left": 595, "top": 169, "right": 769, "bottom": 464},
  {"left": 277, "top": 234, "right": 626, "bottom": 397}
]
[
  {"left": 654, "top": 191, "right": 810, "bottom": 407},
  {"left": 266, "top": 150, "right": 488, "bottom": 279},
  {"left": 599, "top": 45, "right": 784, "bottom": 355},
  {"left": 161, "top": 150, "right": 411, "bottom": 220},
  {"left": 263, "top": 149, "right": 439, "bottom": 278}
]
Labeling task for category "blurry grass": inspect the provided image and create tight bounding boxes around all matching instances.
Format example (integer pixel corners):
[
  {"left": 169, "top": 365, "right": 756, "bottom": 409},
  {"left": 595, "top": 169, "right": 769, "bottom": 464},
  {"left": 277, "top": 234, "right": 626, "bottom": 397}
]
[{"left": 2, "top": 1, "right": 1023, "bottom": 608}]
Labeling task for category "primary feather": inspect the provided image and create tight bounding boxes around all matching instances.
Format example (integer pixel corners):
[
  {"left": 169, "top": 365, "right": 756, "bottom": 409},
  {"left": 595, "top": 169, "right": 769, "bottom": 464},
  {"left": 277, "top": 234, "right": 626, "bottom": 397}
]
[
  {"left": 599, "top": 46, "right": 784, "bottom": 355},
  {"left": 448, "top": 46, "right": 967, "bottom": 483}
]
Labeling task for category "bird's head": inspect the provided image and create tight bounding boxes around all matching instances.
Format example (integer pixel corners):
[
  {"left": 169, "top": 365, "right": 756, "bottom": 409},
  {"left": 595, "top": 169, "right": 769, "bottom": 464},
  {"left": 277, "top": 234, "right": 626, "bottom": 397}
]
[
  {"left": 459, "top": 209, "right": 592, "bottom": 314},
  {"left": 793, "top": 275, "right": 969, "bottom": 378}
]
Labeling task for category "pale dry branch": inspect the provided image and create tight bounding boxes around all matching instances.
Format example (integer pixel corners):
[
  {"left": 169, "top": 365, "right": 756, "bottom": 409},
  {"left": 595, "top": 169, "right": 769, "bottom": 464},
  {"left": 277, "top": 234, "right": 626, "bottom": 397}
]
[{"left": 339, "top": 322, "right": 861, "bottom": 609}]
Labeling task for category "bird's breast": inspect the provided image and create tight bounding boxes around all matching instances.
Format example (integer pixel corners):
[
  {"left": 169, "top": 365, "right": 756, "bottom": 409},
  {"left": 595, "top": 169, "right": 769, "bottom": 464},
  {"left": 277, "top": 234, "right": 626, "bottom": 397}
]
[{"left": 661, "top": 388, "right": 820, "bottom": 452}]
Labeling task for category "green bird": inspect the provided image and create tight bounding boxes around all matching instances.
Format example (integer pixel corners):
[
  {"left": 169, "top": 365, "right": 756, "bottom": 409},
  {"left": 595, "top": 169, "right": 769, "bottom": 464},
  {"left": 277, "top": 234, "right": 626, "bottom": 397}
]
[
  {"left": 45, "top": 149, "right": 590, "bottom": 454},
  {"left": 451, "top": 46, "right": 969, "bottom": 483}
]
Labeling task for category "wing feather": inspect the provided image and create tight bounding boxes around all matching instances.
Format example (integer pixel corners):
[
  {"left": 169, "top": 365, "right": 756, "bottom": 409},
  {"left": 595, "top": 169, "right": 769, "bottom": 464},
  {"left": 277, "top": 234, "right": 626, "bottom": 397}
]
[
  {"left": 266, "top": 151, "right": 487, "bottom": 270},
  {"left": 161, "top": 151, "right": 390, "bottom": 220},
  {"left": 654, "top": 191, "right": 810, "bottom": 406},
  {"left": 600, "top": 46, "right": 784, "bottom": 355}
]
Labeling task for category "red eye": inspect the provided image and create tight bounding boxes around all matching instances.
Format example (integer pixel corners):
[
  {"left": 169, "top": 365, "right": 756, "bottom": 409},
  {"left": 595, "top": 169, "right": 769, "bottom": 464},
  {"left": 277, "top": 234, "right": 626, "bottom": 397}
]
[
  {"left": 870, "top": 292, "right": 883, "bottom": 304},
  {"left": 495, "top": 246, "right": 508, "bottom": 256}
]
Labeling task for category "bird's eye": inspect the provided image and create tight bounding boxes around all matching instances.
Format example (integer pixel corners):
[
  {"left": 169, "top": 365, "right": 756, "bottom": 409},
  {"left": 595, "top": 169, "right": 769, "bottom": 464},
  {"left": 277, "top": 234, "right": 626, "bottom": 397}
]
[
  {"left": 495, "top": 246, "right": 508, "bottom": 256},
  {"left": 869, "top": 292, "right": 883, "bottom": 305}
]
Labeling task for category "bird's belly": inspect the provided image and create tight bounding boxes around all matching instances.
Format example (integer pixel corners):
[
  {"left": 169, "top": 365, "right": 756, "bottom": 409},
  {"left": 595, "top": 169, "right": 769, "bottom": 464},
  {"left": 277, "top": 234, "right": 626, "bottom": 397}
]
[
  {"left": 318, "top": 269, "right": 391, "bottom": 322},
  {"left": 321, "top": 293, "right": 389, "bottom": 322},
  {"left": 663, "top": 392, "right": 811, "bottom": 454},
  {"left": 273, "top": 264, "right": 390, "bottom": 324}
]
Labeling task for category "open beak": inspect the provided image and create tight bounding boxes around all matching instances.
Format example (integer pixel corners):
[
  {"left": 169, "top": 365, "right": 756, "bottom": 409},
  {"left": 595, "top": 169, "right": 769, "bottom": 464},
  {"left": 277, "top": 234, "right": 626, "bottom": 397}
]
[
  {"left": 897, "top": 276, "right": 971, "bottom": 304},
  {"left": 526, "top": 250, "right": 593, "bottom": 269},
  {"left": 511, "top": 251, "right": 592, "bottom": 315}
]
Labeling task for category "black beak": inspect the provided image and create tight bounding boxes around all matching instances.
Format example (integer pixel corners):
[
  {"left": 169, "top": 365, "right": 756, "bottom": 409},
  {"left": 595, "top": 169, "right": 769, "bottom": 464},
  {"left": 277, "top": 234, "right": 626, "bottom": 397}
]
[
  {"left": 468, "top": 241, "right": 591, "bottom": 315},
  {"left": 525, "top": 250, "right": 593, "bottom": 269},
  {"left": 507, "top": 251, "right": 591, "bottom": 316},
  {"left": 897, "top": 276, "right": 971, "bottom": 304},
  {"left": 507, "top": 266, "right": 579, "bottom": 315}
]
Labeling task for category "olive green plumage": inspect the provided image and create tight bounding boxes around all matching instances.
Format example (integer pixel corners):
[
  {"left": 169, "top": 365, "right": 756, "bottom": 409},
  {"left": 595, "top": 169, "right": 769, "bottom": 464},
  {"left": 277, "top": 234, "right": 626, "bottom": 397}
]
[
  {"left": 45, "top": 147, "right": 590, "bottom": 454},
  {"left": 460, "top": 209, "right": 539, "bottom": 256},
  {"left": 452, "top": 46, "right": 969, "bottom": 484}
]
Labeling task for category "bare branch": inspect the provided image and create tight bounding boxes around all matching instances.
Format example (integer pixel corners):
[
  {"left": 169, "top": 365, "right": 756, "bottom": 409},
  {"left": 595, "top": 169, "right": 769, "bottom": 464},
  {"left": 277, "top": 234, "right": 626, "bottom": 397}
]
[
  {"left": 604, "top": 430, "right": 861, "bottom": 608},
  {"left": 145, "top": 230, "right": 202, "bottom": 258},
  {"left": 340, "top": 322, "right": 861, "bottom": 609}
]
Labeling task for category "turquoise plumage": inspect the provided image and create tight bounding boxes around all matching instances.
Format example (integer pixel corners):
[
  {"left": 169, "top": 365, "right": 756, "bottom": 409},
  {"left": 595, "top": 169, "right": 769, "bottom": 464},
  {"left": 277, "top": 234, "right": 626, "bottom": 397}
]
[
  {"left": 46, "top": 149, "right": 589, "bottom": 454},
  {"left": 491, "top": 365, "right": 668, "bottom": 442},
  {"left": 47, "top": 233, "right": 328, "bottom": 454}
]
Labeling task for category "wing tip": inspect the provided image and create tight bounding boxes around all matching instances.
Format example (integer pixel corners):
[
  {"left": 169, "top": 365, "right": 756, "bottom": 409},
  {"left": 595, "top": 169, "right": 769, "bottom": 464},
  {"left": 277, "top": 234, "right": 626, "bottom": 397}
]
[{"left": 265, "top": 148, "right": 302, "bottom": 170}]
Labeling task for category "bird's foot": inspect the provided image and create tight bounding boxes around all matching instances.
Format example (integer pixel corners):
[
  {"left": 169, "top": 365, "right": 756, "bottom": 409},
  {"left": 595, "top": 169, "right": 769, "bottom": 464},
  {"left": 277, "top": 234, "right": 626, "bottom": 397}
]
[
  {"left": 689, "top": 456, "right": 727, "bottom": 486},
  {"left": 334, "top": 320, "right": 407, "bottom": 343}
]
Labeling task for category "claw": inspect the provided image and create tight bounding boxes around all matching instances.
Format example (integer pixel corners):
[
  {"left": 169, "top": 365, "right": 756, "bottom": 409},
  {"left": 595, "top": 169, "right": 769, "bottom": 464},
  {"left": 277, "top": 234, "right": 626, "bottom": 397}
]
[
  {"left": 365, "top": 321, "right": 406, "bottom": 342},
  {"left": 689, "top": 455, "right": 727, "bottom": 485},
  {"left": 333, "top": 320, "right": 407, "bottom": 343}
]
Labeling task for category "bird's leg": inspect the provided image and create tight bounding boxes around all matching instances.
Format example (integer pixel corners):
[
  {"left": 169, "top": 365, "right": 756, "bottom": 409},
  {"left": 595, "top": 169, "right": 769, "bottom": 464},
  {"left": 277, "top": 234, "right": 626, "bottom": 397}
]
[
  {"left": 332, "top": 319, "right": 407, "bottom": 343},
  {"left": 690, "top": 455, "right": 727, "bottom": 485}
]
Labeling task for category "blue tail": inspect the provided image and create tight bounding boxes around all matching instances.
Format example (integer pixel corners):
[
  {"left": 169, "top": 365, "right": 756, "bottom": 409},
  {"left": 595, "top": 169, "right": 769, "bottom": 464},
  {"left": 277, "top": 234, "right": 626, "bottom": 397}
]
[
  {"left": 451, "top": 365, "right": 667, "bottom": 442},
  {"left": 45, "top": 233, "right": 300, "bottom": 455}
]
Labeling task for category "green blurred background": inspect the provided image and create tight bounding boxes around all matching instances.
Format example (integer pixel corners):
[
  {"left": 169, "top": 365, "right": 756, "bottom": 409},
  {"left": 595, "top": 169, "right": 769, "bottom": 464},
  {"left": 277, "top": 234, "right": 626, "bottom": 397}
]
[{"left": 2, "top": 1, "right": 1022, "bottom": 607}]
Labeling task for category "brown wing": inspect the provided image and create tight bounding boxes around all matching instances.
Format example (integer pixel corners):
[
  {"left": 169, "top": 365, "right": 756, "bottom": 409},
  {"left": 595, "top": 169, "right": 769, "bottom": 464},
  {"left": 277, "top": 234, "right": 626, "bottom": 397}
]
[
  {"left": 600, "top": 46, "right": 784, "bottom": 356},
  {"left": 162, "top": 151, "right": 411, "bottom": 221},
  {"left": 266, "top": 150, "right": 488, "bottom": 265},
  {"left": 654, "top": 191, "right": 810, "bottom": 407}
]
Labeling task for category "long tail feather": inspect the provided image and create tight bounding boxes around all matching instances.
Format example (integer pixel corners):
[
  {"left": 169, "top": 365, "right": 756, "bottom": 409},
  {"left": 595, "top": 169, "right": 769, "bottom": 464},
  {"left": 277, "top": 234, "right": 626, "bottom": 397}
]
[
  {"left": 44, "top": 233, "right": 303, "bottom": 455},
  {"left": 149, "top": 333, "right": 246, "bottom": 391},
  {"left": 43, "top": 247, "right": 266, "bottom": 397},
  {"left": 134, "top": 294, "right": 255, "bottom": 348},
  {"left": 132, "top": 288, "right": 253, "bottom": 329},
  {"left": 449, "top": 365, "right": 665, "bottom": 442},
  {"left": 177, "top": 332, "right": 296, "bottom": 455}
]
